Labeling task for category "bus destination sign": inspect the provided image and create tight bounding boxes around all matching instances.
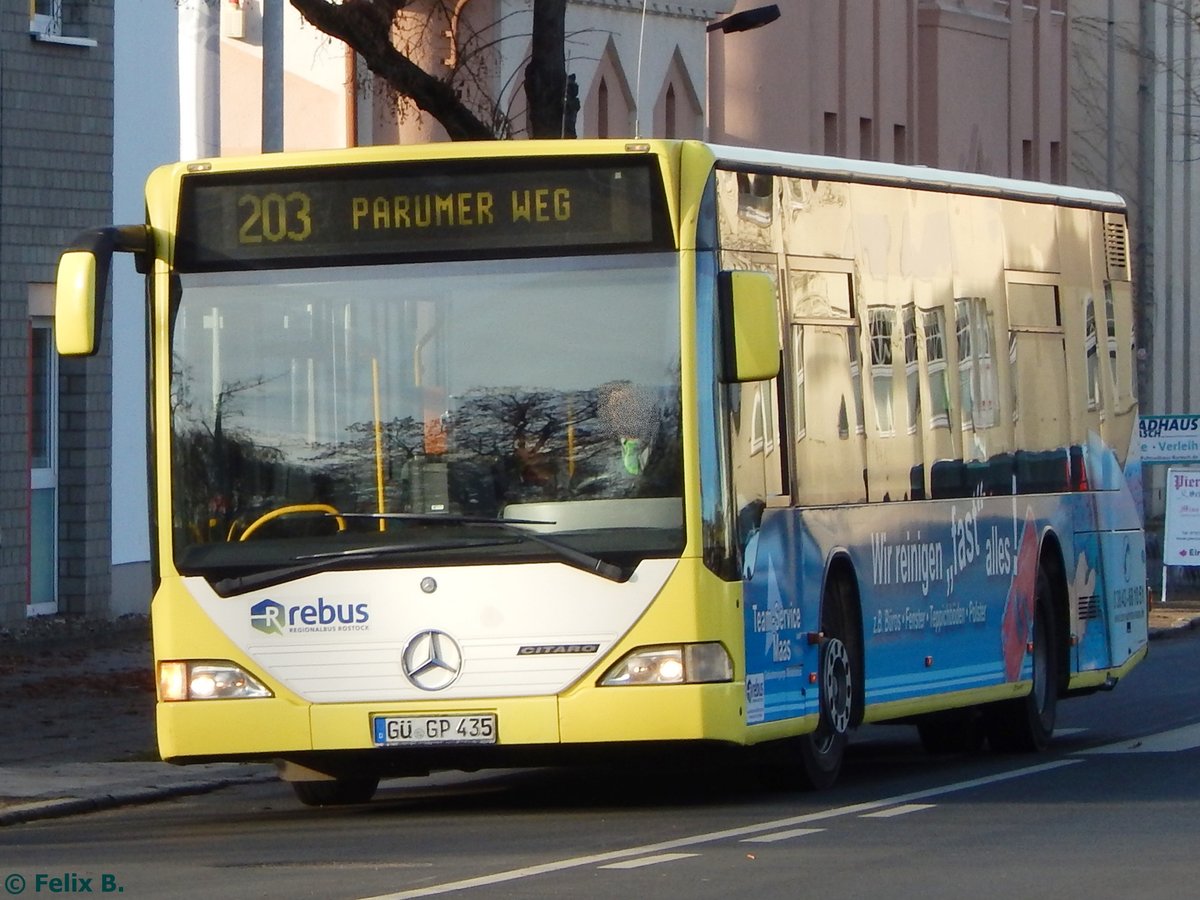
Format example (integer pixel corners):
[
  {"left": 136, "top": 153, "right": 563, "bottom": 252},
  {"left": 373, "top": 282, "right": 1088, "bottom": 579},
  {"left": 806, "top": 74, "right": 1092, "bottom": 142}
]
[{"left": 175, "top": 156, "right": 671, "bottom": 270}]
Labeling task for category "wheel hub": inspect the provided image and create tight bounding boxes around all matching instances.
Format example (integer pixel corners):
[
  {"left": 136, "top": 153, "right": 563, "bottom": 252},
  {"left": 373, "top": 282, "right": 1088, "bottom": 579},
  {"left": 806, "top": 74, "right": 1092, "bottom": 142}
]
[{"left": 821, "top": 637, "right": 852, "bottom": 736}]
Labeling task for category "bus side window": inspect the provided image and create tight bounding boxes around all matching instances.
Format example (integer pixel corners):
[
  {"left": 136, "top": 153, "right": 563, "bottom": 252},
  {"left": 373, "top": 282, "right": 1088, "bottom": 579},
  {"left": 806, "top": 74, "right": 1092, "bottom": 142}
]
[
  {"left": 788, "top": 265, "right": 866, "bottom": 506},
  {"left": 1007, "top": 280, "right": 1070, "bottom": 490}
]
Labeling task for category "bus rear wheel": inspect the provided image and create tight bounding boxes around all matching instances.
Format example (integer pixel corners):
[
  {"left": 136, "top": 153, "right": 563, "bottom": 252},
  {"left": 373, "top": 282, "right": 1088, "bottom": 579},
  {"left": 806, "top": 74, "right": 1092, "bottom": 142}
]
[
  {"left": 291, "top": 775, "right": 380, "bottom": 807},
  {"left": 986, "top": 565, "right": 1058, "bottom": 753}
]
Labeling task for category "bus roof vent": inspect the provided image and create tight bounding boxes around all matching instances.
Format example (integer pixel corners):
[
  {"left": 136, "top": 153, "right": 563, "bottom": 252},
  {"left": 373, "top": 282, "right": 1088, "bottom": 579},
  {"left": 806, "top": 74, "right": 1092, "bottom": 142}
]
[{"left": 1103, "top": 214, "right": 1129, "bottom": 281}]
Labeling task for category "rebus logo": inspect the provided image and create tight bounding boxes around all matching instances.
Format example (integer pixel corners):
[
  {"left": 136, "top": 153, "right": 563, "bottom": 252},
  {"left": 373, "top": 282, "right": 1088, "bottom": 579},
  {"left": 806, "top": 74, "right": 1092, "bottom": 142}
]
[
  {"left": 249, "top": 598, "right": 370, "bottom": 636},
  {"left": 251, "top": 599, "right": 286, "bottom": 635}
]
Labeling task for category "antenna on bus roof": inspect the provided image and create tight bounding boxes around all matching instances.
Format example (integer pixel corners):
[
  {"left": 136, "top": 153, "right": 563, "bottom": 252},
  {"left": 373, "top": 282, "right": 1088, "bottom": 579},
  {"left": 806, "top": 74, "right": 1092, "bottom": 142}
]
[{"left": 633, "top": 0, "right": 649, "bottom": 139}]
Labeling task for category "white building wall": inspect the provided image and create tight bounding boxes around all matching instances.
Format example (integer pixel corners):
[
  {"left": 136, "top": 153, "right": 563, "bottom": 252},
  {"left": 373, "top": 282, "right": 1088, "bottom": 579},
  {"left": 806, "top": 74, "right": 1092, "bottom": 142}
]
[
  {"left": 537, "top": 0, "right": 727, "bottom": 139},
  {"left": 112, "top": 0, "right": 180, "bottom": 612},
  {"left": 218, "top": 0, "right": 351, "bottom": 155},
  {"left": 1147, "top": 2, "right": 1200, "bottom": 581}
]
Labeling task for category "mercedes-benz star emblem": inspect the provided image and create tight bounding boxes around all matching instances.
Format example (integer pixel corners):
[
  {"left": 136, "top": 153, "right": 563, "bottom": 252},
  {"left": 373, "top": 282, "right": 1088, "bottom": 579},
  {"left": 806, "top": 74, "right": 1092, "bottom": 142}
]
[{"left": 402, "top": 630, "right": 463, "bottom": 691}]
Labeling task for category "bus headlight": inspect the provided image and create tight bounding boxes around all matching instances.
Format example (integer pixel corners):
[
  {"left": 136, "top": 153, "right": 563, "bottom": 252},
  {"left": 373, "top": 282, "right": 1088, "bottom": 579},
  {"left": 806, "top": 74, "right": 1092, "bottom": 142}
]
[
  {"left": 599, "top": 643, "right": 733, "bottom": 686},
  {"left": 158, "top": 661, "right": 273, "bottom": 701}
]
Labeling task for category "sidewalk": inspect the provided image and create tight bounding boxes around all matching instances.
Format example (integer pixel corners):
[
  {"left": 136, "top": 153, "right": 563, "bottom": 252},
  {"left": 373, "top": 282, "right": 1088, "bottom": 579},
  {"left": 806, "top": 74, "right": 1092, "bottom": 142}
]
[
  {"left": 0, "top": 617, "right": 273, "bottom": 827},
  {"left": 2, "top": 604, "right": 1198, "bottom": 827}
]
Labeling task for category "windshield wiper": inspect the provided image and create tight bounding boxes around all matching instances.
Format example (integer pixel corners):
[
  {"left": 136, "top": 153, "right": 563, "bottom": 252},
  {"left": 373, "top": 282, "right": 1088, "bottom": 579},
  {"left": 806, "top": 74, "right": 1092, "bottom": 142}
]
[
  {"left": 337, "top": 512, "right": 629, "bottom": 583},
  {"left": 208, "top": 537, "right": 514, "bottom": 597},
  {"left": 207, "top": 513, "right": 629, "bottom": 597}
]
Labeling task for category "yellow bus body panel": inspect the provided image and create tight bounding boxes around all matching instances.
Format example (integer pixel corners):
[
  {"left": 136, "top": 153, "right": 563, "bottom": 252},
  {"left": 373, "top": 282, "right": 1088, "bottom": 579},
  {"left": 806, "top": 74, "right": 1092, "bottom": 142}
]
[
  {"left": 1067, "top": 644, "right": 1146, "bottom": 692},
  {"left": 153, "top": 556, "right": 766, "bottom": 760},
  {"left": 559, "top": 682, "right": 748, "bottom": 743},
  {"left": 157, "top": 699, "right": 311, "bottom": 759}
]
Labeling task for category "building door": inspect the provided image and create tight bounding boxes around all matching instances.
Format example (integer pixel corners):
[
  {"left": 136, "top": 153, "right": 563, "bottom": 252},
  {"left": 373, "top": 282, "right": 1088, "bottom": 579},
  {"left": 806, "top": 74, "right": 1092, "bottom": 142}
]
[{"left": 30, "top": 319, "right": 58, "bottom": 615}]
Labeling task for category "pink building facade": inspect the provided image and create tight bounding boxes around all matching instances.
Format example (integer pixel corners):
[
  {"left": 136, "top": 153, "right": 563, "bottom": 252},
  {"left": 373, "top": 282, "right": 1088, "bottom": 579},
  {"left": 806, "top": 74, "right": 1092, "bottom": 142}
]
[
  {"left": 209, "top": 1, "right": 1068, "bottom": 184},
  {"left": 709, "top": 0, "right": 1068, "bottom": 181}
]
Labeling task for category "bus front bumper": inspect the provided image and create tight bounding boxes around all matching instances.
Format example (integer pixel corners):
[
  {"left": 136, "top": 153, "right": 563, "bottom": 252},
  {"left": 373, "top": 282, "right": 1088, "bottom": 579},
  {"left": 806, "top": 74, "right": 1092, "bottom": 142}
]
[{"left": 156, "top": 680, "right": 750, "bottom": 766}]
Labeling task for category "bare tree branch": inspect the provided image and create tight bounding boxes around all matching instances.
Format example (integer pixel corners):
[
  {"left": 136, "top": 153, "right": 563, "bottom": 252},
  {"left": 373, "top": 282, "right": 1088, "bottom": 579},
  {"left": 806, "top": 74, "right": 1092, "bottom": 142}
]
[
  {"left": 289, "top": 0, "right": 572, "bottom": 140},
  {"left": 290, "top": 0, "right": 495, "bottom": 140}
]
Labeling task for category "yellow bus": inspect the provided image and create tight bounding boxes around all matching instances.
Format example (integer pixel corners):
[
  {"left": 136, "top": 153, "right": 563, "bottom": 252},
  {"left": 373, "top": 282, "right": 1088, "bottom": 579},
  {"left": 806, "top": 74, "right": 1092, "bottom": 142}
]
[{"left": 57, "top": 140, "right": 1146, "bottom": 804}]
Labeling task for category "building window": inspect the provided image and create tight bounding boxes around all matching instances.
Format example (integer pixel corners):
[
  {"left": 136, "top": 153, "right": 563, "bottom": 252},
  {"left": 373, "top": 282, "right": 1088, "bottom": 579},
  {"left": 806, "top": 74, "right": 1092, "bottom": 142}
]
[
  {"left": 1085, "top": 295, "right": 1102, "bottom": 411},
  {"left": 825, "top": 113, "right": 839, "bottom": 155},
  {"left": 1104, "top": 285, "right": 1120, "bottom": 398},
  {"left": 665, "top": 84, "right": 676, "bottom": 138},
  {"left": 750, "top": 381, "right": 776, "bottom": 456},
  {"left": 793, "top": 329, "right": 807, "bottom": 440},
  {"left": 598, "top": 78, "right": 609, "bottom": 138},
  {"left": 869, "top": 307, "right": 895, "bottom": 434},
  {"left": 1009, "top": 330, "right": 1020, "bottom": 422},
  {"left": 956, "top": 297, "right": 997, "bottom": 431},
  {"left": 848, "top": 325, "right": 865, "bottom": 437},
  {"left": 904, "top": 304, "right": 920, "bottom": 432},
  {"left": 29, "top": 0, "right": 96, "bottom": 46},
  {"left": 860, "top": 117, "right": 874, "bottom": 160},
  {"left": 31, "top": 0, "right": 62, "bottom": 36},
  {"left": 31, "top": 320, "right": 59, "bottom": 614},
  {"left": 736, "top": 172, "right": 773, "bottom": 226},
  {"left": 894, "top": 124, "right": 908, "bottom": 165},
  {"left": 922, "top": 307, "right": 950, "bottom": 428}
]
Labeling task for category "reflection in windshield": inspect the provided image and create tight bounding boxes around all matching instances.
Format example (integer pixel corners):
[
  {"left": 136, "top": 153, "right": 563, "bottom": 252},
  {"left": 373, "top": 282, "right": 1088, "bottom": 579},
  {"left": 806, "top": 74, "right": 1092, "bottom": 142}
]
[{"left": 170, "top": 254, "right": 683, "bottom": 573}]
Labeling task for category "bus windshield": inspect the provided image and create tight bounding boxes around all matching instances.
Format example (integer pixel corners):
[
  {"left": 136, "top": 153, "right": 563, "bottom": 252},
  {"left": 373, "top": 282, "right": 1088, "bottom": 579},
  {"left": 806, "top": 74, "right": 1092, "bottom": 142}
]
[{"left": 169, "top": 253, "right": 684, "bottom": 579}]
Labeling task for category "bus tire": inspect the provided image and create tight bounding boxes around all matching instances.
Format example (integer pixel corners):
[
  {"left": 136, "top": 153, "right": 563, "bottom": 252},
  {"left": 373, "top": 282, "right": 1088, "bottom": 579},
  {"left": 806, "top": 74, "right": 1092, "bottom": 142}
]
[
  {"left": 291, "top": 775, "right": 380, "bottom": 807},
  {"left": 794, "top": 633, "right": 853, "bottom": 789},
  {"left": 793, "top": 574, "right": 860, "bottom": 790},
  {"left": 985, "top": 564, "right": 1058, "bottom": 753}
]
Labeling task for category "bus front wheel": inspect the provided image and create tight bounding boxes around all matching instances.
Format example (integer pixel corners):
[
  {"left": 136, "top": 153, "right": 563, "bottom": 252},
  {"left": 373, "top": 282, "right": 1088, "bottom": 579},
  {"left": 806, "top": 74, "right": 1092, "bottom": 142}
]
[{"left": 795, "top": 634, "right": 854, "bottom": 789}]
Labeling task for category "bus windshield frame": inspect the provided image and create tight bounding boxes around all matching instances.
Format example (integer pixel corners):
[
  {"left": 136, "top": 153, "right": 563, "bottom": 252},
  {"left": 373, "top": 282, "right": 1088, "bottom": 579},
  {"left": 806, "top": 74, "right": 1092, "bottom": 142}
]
[{"left": 169, "top": 252, "right": 686, "bottom": 582}]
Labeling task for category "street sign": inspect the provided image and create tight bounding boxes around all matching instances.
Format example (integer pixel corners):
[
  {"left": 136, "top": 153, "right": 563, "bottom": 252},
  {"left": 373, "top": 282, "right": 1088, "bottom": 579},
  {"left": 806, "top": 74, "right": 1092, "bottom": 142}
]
[
  {"left": 1162, "top": 467, "right": 1200, "bottom": 602},
  {"left": 1138, "top": 415, "right": 1200, "bottom": 464}
]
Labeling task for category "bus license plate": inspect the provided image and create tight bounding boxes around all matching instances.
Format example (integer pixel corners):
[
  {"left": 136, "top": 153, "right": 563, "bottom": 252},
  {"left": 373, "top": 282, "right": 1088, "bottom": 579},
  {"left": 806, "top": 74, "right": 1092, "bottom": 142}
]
[{"left": 372, "top": 714, "right": 497, "bottom": 746}]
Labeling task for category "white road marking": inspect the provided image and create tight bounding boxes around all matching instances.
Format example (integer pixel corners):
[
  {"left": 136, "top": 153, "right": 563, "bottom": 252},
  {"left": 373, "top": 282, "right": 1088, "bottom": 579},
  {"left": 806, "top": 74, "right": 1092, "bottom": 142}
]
[
  {"left": 1078, "top": 722, "right": 1200, "bottom": 755},
  {"left": 860, "top": 803, "right": 936, "bottom": 818},
  {"left": 358, "top": 758, "right": 1081, "bottom": 900},
  {"left": 598, "top": 853, "right": 699, "bottom": 870},
  {"left": 740, "top": 828, "right": 825, "bottom": 843}
]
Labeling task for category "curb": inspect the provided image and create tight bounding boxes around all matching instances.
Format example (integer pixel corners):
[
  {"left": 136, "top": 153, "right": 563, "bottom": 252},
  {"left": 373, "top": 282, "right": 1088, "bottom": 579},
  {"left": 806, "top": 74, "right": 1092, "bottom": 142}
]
[
  {"left": 0, "top": 768, "right": 275, "bottom": 827},
  {"left": 1149, "top": 617, "right": 1200, "bottom": 640}
]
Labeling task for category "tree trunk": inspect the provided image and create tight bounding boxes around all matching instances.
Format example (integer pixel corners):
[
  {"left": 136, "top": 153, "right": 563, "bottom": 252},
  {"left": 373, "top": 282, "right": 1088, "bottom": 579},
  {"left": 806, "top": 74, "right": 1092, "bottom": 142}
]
[
  {"left": 524, "top": 0, "right": 568, "bottom": 138},
  {"left": 290, "top": 0, "right": 495, "bottom": 141}
]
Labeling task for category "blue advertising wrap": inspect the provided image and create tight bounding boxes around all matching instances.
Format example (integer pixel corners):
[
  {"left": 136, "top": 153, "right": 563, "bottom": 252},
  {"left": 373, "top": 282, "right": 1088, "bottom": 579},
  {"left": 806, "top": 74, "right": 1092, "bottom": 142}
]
[{"left": 742, "top": 479, "right": 1146, "bottom": 726}]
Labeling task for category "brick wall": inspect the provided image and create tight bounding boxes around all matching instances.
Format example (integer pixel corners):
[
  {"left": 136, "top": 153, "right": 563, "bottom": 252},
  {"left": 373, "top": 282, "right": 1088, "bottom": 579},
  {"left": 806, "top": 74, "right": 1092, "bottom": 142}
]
[{"left": 0, "top": 4, "right": 115, "bottom": 628}]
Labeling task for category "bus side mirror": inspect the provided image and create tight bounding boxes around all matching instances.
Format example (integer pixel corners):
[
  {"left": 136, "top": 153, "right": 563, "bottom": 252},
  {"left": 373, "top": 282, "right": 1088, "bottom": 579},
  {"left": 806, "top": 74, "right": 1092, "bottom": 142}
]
[
  {"left": 56, "top": 251, "right": 101, "bottom": 355},
  {"left": 54, "top": 226, "right": 151, "bottom": 356},
  {"left": 719, "top": 270, "right": 780, "bottom": 383}
]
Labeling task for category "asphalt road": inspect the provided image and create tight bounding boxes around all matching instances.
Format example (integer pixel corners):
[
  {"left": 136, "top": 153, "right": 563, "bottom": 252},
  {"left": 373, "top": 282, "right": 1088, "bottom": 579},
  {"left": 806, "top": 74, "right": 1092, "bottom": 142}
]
[{"left": 3, "top": 629, "right": 1200, "bottom": 900}]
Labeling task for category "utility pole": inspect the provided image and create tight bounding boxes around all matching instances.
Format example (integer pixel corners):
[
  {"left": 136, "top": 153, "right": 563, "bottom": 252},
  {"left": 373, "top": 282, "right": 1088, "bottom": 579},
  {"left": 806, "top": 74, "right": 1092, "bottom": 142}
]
[
  {"left": 1137, "top": 0, "right": 1156, "bottom": 411},
  {"left": 180, "top": 0, "right": 221, "bottom": 159},
  {"left": 262, "top": 0, "right": 285, "bottom": 152}
]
